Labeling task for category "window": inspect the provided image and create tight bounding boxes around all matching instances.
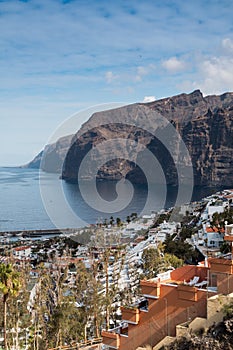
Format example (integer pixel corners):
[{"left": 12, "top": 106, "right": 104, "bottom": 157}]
[{"left": 210, "top": 273, "right": 217, "bottom": 287}]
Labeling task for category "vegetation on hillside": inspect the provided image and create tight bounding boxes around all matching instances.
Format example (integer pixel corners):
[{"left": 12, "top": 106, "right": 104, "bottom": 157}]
[
  {"left": 211, "top": 207, "right": 233, "bottom": 228},
  {"left": 142, "top": 245, "right": 183, "bottom": 278}
]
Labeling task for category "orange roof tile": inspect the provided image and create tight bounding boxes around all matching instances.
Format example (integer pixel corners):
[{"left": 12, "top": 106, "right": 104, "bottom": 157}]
[
  {"left": 13, "top": 246, "right": 31, "bottom": 252},
  {"left": 206, "top": 226, "right": 224, "bottom": 233}
]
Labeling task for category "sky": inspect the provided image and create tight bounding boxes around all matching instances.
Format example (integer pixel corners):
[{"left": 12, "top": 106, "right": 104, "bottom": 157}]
[{"left": 0, "top": 0, "right": 233, "bottom": 166}]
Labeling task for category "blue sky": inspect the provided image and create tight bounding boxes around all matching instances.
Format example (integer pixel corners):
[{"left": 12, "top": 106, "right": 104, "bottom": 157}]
[{"left": 1, "top": 0, "right": 233, "bottom": 165}]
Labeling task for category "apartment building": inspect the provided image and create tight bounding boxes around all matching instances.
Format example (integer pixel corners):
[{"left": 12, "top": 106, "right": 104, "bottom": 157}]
[{"left": 102, "top": 234, "right": 233, "bottom": 350}]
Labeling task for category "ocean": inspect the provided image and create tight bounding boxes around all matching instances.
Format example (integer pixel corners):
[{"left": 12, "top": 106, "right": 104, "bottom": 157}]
[{"left": 0, "top": 167, "right": 217, "bottom": 233}]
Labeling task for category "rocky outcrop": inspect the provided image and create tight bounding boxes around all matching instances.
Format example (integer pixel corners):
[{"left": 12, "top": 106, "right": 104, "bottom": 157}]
[
  {"left": 23, "top": 150, "right": 43, "bottom": 169},
  {"left": 163, "top": 314, "right": 233, "bottom": 350},
  {"left": 25, "top": 134, "right": 74, "bottom": 173},
  {"left": 27, "top": 90, "right": 233, "bottom": 187}
]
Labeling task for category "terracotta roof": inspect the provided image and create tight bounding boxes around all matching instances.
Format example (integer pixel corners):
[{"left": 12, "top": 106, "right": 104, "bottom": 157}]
[
  {"left": 206, "top": 226, "right": 224, "bottom": 233},
  {"left": 224, "top": 194, "right": 233, "bottom": 199},
  {"left": 13, "top": 246, "right": 31, "bottom": 252}
]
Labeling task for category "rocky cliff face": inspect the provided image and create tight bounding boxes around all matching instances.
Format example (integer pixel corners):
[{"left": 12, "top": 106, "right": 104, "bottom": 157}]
[
  {"left": 27, "top": 90, "right": 233, "bottom": 187},
  {"left": 25, "top": 134, "right": 74, "bottom": 173},
  {"left": 181, "top": 107, "right": 233, "bottom": 186}
]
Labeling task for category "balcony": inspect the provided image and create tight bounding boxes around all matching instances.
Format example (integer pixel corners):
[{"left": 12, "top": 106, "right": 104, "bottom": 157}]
[
  {"left": 210, "top": 257, "right": 233, "bottom": 274},
  {"left": 177, "top": 284, "right": 198, "bottom": 301},
  {"left": 140, "top": 280, "right": 161, "bottom": 299},
  {"left": 121, "top": 306, "right": 140, "bottom": 324},
  {"left": 102, "top": 330, "right": 120, "bottom": 349}
]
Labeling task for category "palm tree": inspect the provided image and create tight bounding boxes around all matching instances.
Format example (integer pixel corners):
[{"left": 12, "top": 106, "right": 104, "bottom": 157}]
[
  {"left": 116, "top": 217, "right": 122, "bottom": 227},
  {"left": 0, "top": 263, "right": 21, "bottom": 350},
  {"left": 109, "top": 216, "right": 114, "bottom": 226}
]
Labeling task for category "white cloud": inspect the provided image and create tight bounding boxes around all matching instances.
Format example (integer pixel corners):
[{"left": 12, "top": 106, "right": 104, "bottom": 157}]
[
  {"left": 105, "top": 71, "right": 118, "bottom": 83},
  {"left": 135, "top": 66, "right": 147, "bottom": 82},
  {"left": 178, "top": 53, "right": 233, "bottom": 96},
  {"left": 162, "top": 57, "right": 187, "bottom": 73},
  {"left": 1, "top": 0, "right": 233, "bottom": 165},
  {"left": 222, "top": 38, "right": 233, "bottom": 54},
  {"left": 198, "top": 57, "right": 233, "bottom": 95},
  {"left": 143, "top": 96, "right": 156, "bottom": 103},
  {"left": 135, "top": 64, "right": 155, "bottom": 82}
]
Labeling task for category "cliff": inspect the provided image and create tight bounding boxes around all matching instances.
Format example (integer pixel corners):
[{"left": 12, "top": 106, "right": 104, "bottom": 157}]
[
  {"left": 25, "top": 134, "right": 74, "bottom": 173},
  {"left": 27, "top": 90, "right": 233, "bottom": 187}
]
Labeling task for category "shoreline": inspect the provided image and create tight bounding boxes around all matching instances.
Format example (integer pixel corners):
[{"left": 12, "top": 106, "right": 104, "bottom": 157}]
[{"left": 0, "top": 227, "right": 79, "bottom": 238}]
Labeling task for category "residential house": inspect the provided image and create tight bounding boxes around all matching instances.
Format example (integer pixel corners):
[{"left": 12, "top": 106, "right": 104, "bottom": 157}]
[
  {"left": 12, "top": 246, "right": 31, "bottom": 260},
  {"left": 204, "top": 226, "right": 225, "bottom": 248}
]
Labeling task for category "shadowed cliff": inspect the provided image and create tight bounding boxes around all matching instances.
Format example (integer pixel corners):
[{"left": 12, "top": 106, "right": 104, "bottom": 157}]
[{"left": 26, "top": 90, "right": 233, "bottom": 187}]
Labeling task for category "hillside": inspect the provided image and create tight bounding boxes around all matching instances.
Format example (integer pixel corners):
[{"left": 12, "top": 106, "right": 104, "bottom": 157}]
[{"left": 162, "top": 314, "right": 233, "bottom": 350}]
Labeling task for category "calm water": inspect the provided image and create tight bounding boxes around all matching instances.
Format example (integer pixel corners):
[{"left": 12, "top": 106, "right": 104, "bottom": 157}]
[{"left": 0, "top": 167, "right": 217, "bottom": 232}]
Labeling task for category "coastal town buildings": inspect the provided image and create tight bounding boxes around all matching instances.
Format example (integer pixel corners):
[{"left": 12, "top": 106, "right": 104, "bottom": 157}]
[
  {"left": 102, "top": 234, "right": 233, "bottom": 350},
  {"left": 0, "top": 189, "right": 232, "bottom": 349},
  {"left": 101, "top": 190, "right": 233, "bottom": 349}
]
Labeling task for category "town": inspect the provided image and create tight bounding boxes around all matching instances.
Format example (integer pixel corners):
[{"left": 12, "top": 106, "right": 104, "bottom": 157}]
[{"left": 0, "top": 189, "right": 233, "bottom": 350}]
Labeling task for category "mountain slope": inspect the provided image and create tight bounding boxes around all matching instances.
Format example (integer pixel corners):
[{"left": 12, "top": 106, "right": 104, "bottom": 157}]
[{"left": 26, "top": 90, "right": 233, "bottom": 187}]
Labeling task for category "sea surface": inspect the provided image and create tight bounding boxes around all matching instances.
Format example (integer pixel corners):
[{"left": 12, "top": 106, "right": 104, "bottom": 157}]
[{"left": 0, "top": 167, "right": 217, "bottom": 233}]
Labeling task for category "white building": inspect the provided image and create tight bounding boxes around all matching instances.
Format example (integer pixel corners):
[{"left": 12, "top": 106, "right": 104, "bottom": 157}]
[
  {"left": 13, "top": 246, "right": 31, "bottom": 259},
  {"left": 206, "top": 198, "right": 228, "bottom": 220},
  {"left": 123, "top": 221, "right": 148, "bottom": 238},
  {"left": 158, "top": 221, "right": 177, "bottom": 235},
  {"left": 203, "top": 225, "right": 224, "bottom": 248},
  {"left": 152, "top": 231, "right": 167, "bottom": 243}
]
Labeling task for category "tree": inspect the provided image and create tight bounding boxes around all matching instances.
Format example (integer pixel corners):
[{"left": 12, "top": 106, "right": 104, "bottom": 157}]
[
  {"left": 142, "top": 248, "right": 161, "bottom": 278},
  {"left": 74, "top": 260, "right": 93, "bottom": 341},
  {"left": 116, "top": 218, "right": 122, "bottom": 227},
  {"left": 220, "top": 241, "right": 231, "bottom": 254},
  {"left": 0, "top": 263, "right": 21, "bottom": 350},
  {"left": 179, "top": 226, "right": 194, "bottom": 240},
  {"left": 222, "top": 300, "right": 233, "bottom": 318},
  {"left": 130, "top": 213, "right": 137, "bottom": 220},
  {"left": 89, "top": 229, "right": 126, "bottom": 333},
  {"left": 211, "top": 208, "right": 233, "bottom": 228},
  {"left": 48, "top": 297, "right": 85, "bottom": 347},
  {"left": 109, "top": 216, "right": 114, "bottom": 226},
  {"left": 142, "top": 246, "right": 183, "bottom": 279},
  {"left": 164, "top": 235, "right": 198, "bottom": 263},
  {"left": 163, "top": 253, "right": 183, "bottom": 269},
  {"left": 7, "top": 261, "right": 31, "bottom": 350},
  {"left": 27, "top": 264, "right": 53, "bottom": 350}
]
